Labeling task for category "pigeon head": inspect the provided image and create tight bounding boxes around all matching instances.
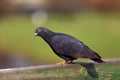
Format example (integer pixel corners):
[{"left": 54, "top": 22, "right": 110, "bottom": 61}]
[
  {"left": 34, "top": 27, "right": 49, "bottom": 36},
  {"left": 34, "top": 27, "right": 55, "bottom": 41}
]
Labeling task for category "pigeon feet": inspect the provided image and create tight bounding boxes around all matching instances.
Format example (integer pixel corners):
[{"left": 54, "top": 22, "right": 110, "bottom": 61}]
[{"left": 56, "top": 61, "right": 73, "bottom": 65}]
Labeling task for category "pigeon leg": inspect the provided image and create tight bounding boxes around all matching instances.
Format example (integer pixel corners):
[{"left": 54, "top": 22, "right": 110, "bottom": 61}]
[
  {"left": 68, "top": 60, "right": 73, "bottom": 64},
  {"left": 56, "top": 61, "right": 68, "bottom": 65},
  {"left": 56, "top": 60, "right": 73, "bottom": 65}
]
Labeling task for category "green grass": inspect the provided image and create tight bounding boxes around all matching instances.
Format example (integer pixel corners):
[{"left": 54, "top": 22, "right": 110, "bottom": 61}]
[{"left": 0, "top": 12, "right": 120, "bottom": 63}]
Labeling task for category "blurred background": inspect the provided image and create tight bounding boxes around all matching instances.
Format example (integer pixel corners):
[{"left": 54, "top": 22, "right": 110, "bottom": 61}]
[{"left": 0, "top": 0, "right": 120, "bottom": 69}]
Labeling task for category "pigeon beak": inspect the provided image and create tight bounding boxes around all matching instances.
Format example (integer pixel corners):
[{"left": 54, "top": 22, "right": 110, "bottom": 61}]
[{"left": 34, "top": 33, "right": 37, "bottom": 38}]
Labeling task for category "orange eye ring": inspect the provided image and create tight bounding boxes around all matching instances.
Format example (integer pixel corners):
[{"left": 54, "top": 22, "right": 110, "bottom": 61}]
[{"left": 37, "top": 29, "right": 42, "bottom": 33}]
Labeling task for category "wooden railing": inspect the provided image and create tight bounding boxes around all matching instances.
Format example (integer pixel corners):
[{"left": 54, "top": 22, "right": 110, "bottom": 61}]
[{"left": 0, "top": 58, "right": 120, "bottom": 80}]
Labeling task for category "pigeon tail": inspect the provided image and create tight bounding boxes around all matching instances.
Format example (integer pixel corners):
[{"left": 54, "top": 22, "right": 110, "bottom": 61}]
[{"left": 91, "top": 58, "right": 105, "bottom": 63}]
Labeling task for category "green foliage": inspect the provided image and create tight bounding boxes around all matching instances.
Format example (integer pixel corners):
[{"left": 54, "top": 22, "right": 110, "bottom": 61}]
[{"left": 0, "top": 13, "right": 120, "bottom": 63}]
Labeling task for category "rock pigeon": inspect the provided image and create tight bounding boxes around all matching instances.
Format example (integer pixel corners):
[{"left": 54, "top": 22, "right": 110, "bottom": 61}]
[{"left": 34, "top": 27, "right": 104, "bottom": 64}]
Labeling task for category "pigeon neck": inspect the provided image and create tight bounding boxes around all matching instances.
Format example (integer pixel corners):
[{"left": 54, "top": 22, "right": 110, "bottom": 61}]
[{"left": 40, "top": 31, "right": 55, "bottom": 42}]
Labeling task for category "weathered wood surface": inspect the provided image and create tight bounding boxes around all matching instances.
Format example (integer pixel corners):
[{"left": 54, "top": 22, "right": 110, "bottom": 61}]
[
  {"left": 0, "top": 58, "right": 120, "bottom": 74},
  {"left": 0, "top": 58, "right": 120, "bottom": 80}
]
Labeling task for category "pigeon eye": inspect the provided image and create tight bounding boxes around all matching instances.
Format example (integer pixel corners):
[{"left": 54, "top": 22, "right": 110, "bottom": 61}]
[{"left": 37, "top": 29, "right": 42, "bottom": 33}]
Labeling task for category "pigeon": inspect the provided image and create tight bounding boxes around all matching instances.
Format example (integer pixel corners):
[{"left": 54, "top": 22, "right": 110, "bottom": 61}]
[{"left": 34, "top": 27, "right": 104, "bottom": 64}]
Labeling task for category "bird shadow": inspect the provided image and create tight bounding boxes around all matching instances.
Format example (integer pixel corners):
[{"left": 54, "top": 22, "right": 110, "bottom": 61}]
[{"left": 73, "top": 62, "right": 99, "bottom": 78}]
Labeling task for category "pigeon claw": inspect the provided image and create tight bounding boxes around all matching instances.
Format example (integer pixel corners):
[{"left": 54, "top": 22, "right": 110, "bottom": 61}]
[{"left": 56, "top": 61, "right": 73, "bottom": 65}]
